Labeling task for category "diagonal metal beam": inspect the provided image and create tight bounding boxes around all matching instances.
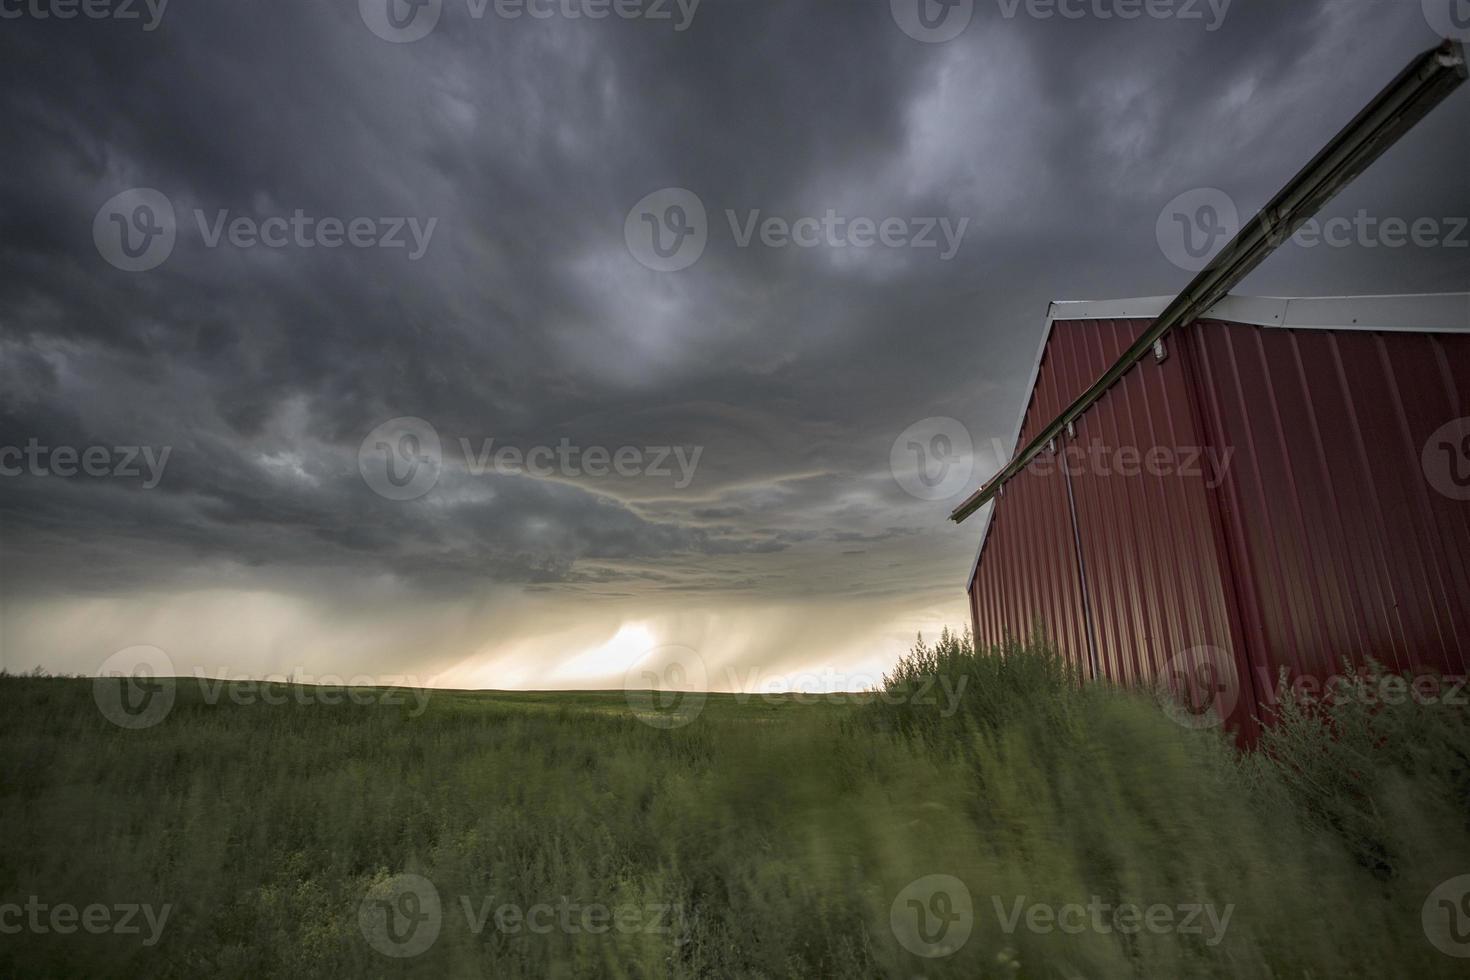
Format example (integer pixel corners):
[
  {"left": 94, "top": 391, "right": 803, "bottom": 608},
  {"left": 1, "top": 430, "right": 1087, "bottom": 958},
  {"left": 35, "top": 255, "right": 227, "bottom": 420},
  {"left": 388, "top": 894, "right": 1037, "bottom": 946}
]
[{"left": 952, "top": 38, "right": 1467, "bottom": 525}]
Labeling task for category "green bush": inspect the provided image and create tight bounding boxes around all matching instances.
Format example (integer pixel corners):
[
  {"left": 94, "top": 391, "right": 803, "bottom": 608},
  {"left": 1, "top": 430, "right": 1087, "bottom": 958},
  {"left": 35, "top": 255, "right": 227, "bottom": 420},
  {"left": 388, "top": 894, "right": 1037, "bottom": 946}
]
[
  {"left": 1243, "top": 659, "right": 1470, "bottom": 876},
  {"left": 856, "top": 625, "right": 1080, "bottom": 747}
]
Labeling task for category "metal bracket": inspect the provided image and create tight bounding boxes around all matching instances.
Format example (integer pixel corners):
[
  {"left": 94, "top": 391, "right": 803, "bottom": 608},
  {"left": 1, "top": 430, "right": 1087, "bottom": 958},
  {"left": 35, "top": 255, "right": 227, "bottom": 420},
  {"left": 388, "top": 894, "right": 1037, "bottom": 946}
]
[
  {"left": 1066, "top": 421, "right": 1077, "bottom": 438},
  {"left": 1153, "top": 338, "right": 1168, "bottom": 363}
]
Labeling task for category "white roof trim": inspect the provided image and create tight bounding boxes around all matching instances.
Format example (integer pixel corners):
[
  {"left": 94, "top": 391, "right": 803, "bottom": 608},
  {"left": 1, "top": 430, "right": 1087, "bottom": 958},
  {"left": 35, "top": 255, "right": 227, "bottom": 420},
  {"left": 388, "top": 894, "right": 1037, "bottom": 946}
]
[
  {"left": 966, "top": 292, "right": 1470, "bottom": 588},
  {"left": 1046, "top": 292, "right": 1470, "bottom": 334}
]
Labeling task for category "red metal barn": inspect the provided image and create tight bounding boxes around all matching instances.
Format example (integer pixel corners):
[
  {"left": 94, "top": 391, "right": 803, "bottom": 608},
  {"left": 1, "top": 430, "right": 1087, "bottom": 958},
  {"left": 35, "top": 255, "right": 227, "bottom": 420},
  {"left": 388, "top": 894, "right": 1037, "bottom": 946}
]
[{"left": 963, "top": 293, "right": 1470, "bottom": 736}]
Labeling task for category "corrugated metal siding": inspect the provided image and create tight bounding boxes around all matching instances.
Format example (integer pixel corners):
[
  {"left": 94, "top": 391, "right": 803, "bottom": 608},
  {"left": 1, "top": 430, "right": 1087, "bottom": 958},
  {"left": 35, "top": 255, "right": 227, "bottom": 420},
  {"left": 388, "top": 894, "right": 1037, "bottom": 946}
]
[
  {"left": 969, "top": 317, "right": 1250, "bottom": 730},
  {"left": 1063, "top": 320, "right": 1253, "bottom": 731},
  {"left": 968, "top": 318, "right": 1143, "bottom": 675},
  {"left": 1188, "top": 321, "right": 1470, "bottom": 713},
  {"left": 967, "top": 311, "right": 1470, "bottom": 735},
  {"left": 969, "top": 462, "right": 1092, "bottom": 673}
]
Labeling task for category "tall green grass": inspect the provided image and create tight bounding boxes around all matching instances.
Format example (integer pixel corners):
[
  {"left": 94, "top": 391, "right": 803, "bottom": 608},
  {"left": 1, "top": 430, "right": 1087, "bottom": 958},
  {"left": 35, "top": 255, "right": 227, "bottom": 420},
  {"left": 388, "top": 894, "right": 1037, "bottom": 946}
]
[
  {"left": 857, "top": 631, "right": 1470, "bottom": 978},
  {"left": 1, "top": 635, "right": 1467, "bottom": 978},
  {"left": 1243, "top": 659, "right": 1470, "bottom": 877},
  {"left": 858, "top": 626, "right": 1078, "bottom": 744}
]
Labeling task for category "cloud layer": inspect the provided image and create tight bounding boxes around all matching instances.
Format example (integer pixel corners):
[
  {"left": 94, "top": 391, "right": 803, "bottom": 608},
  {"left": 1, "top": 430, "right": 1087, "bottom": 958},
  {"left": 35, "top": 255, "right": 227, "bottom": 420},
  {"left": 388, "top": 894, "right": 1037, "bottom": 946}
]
[{"left": 2, "top": 0, "right": 1466, "bottom": 681}]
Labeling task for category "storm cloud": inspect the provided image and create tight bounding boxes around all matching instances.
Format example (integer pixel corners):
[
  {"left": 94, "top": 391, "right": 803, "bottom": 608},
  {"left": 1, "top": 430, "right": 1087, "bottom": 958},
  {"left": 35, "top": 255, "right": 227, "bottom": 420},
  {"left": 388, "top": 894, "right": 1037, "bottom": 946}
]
[{"left": 1, "top": 0, "right": 1466, "bottom": 685}]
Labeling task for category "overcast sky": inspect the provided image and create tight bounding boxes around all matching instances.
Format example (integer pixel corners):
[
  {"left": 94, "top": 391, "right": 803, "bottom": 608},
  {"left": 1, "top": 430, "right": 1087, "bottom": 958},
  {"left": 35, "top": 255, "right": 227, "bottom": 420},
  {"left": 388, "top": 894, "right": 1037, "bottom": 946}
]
[{"left": 2, "top": 0, "right": 1467, "bottom": 690}]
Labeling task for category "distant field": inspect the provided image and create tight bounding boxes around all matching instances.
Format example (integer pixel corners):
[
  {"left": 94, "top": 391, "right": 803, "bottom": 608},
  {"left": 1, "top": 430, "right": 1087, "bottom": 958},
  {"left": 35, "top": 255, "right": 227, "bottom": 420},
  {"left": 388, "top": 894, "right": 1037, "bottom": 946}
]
[{"left": 3, "top": 639, "right": 1468, "bottom": 978}]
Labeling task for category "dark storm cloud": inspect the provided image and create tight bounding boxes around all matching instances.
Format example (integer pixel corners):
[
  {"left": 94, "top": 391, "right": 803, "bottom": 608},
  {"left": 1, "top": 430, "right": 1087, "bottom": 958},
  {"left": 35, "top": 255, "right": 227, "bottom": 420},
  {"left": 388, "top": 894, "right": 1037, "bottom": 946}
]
[{"left": 1, "top": 0, "right": 1466, "bottom": 613}]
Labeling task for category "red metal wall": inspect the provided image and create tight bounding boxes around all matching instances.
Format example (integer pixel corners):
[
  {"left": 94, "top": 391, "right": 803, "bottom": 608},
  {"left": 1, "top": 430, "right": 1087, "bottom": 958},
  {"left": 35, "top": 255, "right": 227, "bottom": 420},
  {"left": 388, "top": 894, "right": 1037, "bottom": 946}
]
[
  {"left": 1186, "top": 321, "right": 1470, "bottom": 716},
  {"left": 968, "top": 313, "right": 1470, "bottom": 734},
  {"left": 1063, "top": 320, "right": 1255, "bottom": 732},
  {"left": 969, "top": 460, "right": 1092, "bottom": 672},
  {"left": 967, "top": 318, "right": 1135, "bottom": 676}
]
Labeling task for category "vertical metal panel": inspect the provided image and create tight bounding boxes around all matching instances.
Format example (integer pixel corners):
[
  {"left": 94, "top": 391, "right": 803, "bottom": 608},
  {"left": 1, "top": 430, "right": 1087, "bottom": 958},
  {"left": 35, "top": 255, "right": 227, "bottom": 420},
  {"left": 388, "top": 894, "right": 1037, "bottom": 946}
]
[
  {"left": 1188, "top": 321, "right": 1470, "bottom": 713},
  {"left": 969, "top": 463, "right": 1088, "bottom": 672},
  {"left": 1056, "top": 320, "right": 1253, "bottom": 732},
  {"left": 967, "top": 317, "right": 1119, "bottom": 676}
]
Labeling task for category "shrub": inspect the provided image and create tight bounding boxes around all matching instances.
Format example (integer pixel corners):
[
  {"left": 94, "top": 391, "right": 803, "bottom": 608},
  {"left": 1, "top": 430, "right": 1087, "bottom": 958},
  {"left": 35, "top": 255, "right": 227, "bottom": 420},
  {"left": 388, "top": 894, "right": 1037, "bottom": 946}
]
[
  {"left": 857, "top": 626, "right": 1080, "bottom": 748},
  {"left": 1244, "top": 659, "right": 1470, "bottom": 877}
]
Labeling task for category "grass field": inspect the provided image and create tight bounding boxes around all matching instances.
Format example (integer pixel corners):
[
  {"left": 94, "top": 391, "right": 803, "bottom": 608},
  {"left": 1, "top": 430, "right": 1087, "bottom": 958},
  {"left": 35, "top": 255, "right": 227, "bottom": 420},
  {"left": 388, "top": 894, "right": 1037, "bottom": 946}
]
[{"left": 2, "top": 633, "right": 1468, "bottom": 978}]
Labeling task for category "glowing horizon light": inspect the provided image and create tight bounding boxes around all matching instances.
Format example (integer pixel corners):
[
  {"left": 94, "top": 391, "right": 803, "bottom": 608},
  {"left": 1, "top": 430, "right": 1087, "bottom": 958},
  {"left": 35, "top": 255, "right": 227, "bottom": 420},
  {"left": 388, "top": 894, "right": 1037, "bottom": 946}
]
[{"left": 548, "top": 622, "right": 659, "bottom": 686}]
